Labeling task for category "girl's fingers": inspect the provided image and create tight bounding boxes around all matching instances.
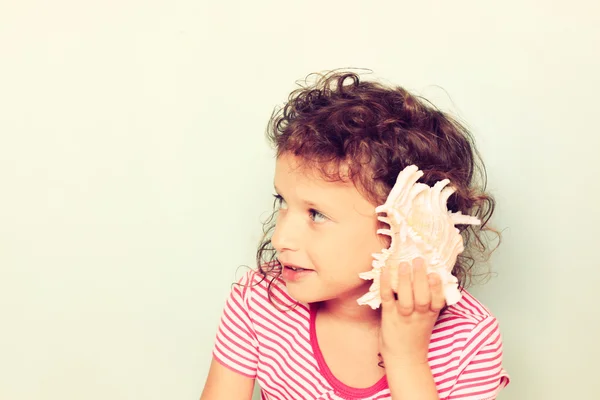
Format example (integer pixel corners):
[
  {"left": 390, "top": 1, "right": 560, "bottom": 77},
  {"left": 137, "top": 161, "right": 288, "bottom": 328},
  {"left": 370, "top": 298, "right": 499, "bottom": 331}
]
[
  {"left": 383, "top": 258, "right": 446, "bottom": 316},
  {"left": 429, "top": 273, "right": 446, "bottom": 312},
  {"left": 380, "top": 264, "right": 396, "bottom": 312},
  {"left": 412, "top": 258, "right": 431, "bottom": 313},
  {"left": 395, "top": 262, "right": 414, "bottom": 316}
]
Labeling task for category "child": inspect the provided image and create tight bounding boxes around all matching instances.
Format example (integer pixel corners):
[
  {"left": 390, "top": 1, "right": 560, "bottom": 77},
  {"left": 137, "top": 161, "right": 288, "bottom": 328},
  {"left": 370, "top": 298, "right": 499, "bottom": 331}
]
[{"left": 200, "top": 70, "right": 510, "bottom": 399}]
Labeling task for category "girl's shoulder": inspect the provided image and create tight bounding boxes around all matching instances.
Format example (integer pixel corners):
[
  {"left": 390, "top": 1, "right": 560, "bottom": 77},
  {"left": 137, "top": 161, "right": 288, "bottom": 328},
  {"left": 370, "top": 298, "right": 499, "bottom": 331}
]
[
  {"left": 232, "top": 267, "right": 303, "bottom": 312},
  {"left": 432, "top": 290, "right": 510, "bottom": 398},
  {"left": 442, "top": 289, "right": 495, "bottom": 322},
  {"left": 433, "top": 289, "right": 502, "bottom": 345}
]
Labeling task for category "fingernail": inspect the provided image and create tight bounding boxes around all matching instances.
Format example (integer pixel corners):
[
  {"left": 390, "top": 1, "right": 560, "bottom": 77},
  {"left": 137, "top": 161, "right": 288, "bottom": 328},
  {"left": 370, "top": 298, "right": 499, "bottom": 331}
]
[
  {"left": 428, "top": 273, "right": 439, "bottom": 285},
  {"left": 399, "top": 262, "right": 410, "bottom": 274}
]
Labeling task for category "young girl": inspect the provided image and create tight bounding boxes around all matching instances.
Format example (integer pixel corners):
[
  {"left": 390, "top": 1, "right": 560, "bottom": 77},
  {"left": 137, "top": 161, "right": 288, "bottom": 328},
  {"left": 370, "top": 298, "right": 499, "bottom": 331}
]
[{"left": 200, "top": 71, "right": 510, "bottom": 399}]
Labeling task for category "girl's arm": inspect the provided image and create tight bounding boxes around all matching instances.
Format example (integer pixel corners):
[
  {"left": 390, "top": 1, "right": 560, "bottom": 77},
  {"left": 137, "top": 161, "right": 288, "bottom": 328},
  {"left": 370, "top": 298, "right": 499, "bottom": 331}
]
[
  {"left": 203, "top": 271, "right": 261, "bottom": 399},
  {"left": 379, "top": 259, "right": 444, "bottom": 400},
  {"left": 199, "top": 357, "right": 255, "bottom": 400},
  {"left": 385, "top": 360, "right": 439, "bottom": 400}
]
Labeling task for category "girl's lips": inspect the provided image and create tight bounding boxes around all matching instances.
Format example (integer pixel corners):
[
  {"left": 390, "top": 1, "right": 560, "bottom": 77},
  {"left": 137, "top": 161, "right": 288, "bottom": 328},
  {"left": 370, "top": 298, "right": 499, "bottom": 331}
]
[{"left": 281, "top": 265, "right": 314, "bottom": 282}]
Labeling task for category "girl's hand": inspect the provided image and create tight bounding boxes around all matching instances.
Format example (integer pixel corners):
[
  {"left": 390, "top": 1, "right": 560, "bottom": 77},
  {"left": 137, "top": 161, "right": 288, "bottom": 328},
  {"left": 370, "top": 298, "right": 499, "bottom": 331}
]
[{"left": 379, "top": 257, "right": 445, "bottom": 367}]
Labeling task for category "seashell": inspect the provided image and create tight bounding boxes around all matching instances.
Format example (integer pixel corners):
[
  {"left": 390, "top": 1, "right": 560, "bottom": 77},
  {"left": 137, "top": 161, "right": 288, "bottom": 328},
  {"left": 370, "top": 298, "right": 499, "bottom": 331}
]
[{"left": 357, "top": 165, "right": 481, "bottom": 309}]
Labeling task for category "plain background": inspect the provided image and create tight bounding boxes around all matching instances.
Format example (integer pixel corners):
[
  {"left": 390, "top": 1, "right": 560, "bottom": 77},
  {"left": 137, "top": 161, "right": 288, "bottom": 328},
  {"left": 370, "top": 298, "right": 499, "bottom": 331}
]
[{"left": 1, "top": 1, "right": 599, "bottom": 399}]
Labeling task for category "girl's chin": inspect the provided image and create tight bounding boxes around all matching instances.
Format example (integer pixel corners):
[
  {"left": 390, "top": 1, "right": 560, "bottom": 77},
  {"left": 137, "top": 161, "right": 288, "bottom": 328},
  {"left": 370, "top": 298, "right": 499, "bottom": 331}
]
[{"left": 285, "top": 281, "right": 374, "bottom": 306}]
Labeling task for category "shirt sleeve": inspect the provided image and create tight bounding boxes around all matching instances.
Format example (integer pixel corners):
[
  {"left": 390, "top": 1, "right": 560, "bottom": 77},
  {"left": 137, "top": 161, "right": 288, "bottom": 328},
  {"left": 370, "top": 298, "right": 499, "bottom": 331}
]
[
  {"left": 212, "top": 271, "right": 259, "bottom": 378},
  {"left": 446, "top": 316, "right": 510, "bottom": 400}
]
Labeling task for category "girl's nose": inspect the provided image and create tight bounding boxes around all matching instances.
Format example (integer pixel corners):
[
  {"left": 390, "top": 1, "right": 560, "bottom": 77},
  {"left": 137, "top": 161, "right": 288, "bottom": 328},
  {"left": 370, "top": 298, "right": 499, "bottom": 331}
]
[{"left": 271, "top": 214, "right": 300, "bottom": 252}]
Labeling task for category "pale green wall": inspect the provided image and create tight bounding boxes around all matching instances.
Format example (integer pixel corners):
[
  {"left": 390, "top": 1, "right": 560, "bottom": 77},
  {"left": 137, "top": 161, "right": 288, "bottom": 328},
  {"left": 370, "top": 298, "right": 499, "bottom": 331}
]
[{"left": 1, "top": 1, "right": 598, "bottom": 399}]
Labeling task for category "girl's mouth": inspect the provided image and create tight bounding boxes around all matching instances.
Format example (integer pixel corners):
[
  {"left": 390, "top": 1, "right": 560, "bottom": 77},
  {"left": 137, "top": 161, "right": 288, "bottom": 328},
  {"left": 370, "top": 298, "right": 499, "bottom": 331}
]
[{"left": 281, "top": 265, "right": 314, "bottom": 282}]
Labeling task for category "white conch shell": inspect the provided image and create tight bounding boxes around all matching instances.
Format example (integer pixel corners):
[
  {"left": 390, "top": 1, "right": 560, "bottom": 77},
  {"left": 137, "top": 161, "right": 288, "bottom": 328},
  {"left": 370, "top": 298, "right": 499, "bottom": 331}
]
[{"left": 357, "top": 165, "right": 481, "bottom": 309}]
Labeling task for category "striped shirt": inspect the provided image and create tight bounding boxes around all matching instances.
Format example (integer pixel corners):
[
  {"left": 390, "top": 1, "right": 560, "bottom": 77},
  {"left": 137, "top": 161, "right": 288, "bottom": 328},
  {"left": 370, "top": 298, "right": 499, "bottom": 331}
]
[{"left": 212, "top": 270, "right": 509, "bottom": 399}]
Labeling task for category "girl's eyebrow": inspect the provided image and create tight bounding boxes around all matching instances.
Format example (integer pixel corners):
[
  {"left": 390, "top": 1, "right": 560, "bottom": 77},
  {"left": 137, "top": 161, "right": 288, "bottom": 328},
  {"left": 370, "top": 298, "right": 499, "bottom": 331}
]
[{"left": 273, "top": 184, "right": 327, "bottom": 210}]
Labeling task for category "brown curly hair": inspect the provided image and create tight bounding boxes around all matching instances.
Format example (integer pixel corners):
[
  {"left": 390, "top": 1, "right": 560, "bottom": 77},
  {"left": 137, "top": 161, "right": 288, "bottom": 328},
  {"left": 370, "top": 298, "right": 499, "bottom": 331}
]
[{"left": 255, "top": 70, "right": 499, "bottom": 304}]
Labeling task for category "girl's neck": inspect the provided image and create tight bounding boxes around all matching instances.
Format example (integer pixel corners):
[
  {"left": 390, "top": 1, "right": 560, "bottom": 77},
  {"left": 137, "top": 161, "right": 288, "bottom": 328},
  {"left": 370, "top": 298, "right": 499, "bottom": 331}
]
[{"left": 317, "top": 295, "right": 381, "bottom": 327}]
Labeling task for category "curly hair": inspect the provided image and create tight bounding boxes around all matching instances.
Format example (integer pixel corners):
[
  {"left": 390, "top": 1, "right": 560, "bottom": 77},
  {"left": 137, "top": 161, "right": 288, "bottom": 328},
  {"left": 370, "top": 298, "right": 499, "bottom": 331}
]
[{"left": 255, "top": 70, "right": 499, "bottom": 305}]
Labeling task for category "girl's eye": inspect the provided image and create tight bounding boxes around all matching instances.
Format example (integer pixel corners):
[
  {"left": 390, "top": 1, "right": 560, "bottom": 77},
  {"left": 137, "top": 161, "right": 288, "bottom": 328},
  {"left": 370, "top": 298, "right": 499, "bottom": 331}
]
[
  {"left": 273, "top": 194, "right": 288, "bottom": 210},
  {"left": 309, "top": 209, "right": 327, "bottom": 223},
  {"left": 273, "top": 194, "right": 327, "bottom": 222}
]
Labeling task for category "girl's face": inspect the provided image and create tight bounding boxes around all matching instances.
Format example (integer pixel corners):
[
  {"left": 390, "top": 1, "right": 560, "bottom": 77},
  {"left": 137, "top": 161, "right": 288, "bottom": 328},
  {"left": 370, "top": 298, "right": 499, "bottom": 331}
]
[{"left": 272, "top": 153, "right": 385, "bottom": 305}]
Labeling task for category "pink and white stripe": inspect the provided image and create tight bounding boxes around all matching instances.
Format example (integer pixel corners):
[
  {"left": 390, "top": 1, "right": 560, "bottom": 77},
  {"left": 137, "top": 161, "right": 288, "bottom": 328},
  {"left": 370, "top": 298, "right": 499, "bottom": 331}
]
[{"left": 212, "top": 271, "right": 509, "bottom": 399}]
